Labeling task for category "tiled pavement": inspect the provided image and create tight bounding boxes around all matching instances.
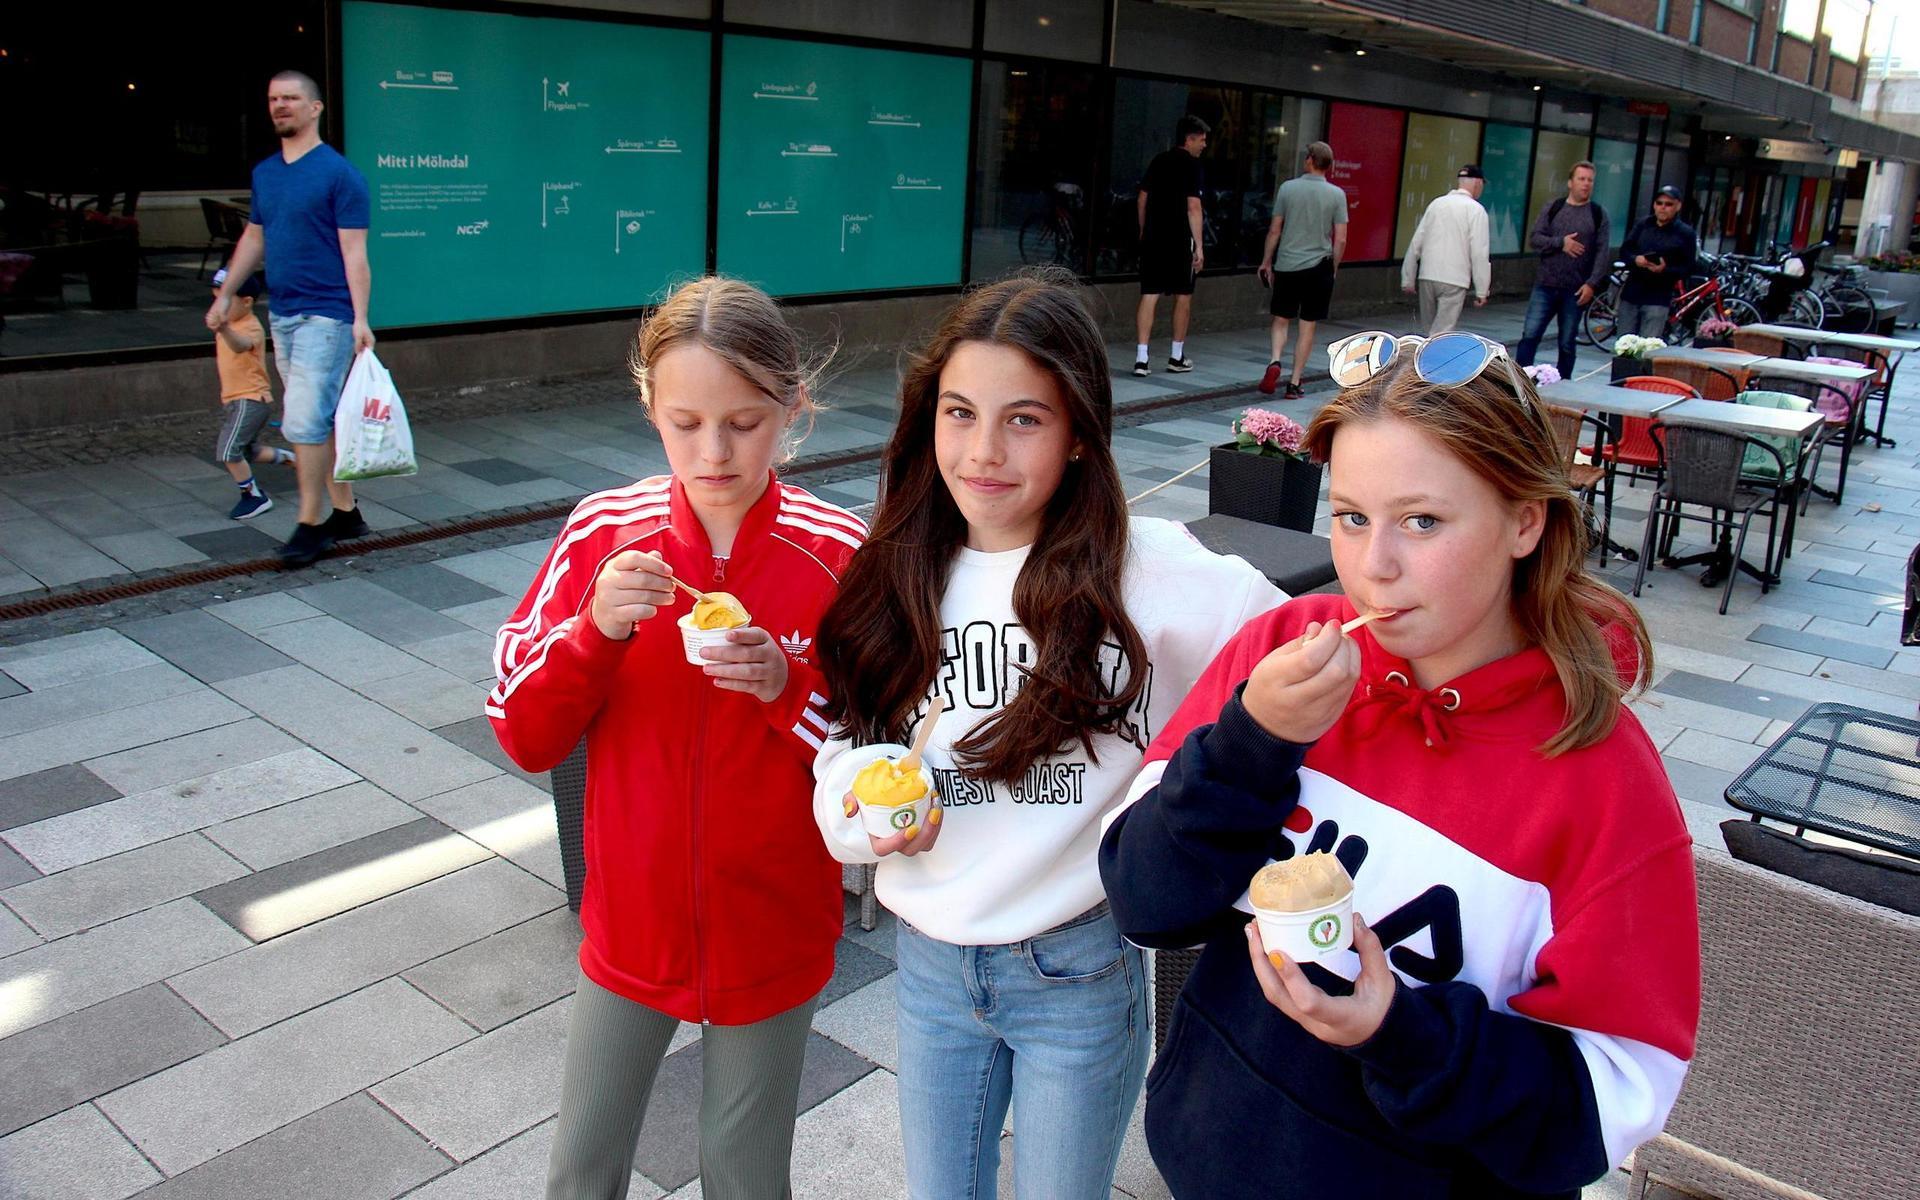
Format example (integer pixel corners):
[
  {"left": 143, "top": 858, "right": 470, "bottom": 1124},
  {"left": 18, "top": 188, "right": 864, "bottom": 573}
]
[{"left": 0, "top": 299, "right": 1915, "bottom": 1197}]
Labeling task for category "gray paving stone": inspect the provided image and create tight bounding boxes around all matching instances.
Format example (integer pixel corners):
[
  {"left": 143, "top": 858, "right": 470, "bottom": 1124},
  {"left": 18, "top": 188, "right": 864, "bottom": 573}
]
[
  {"left": 432, "top": 714, "right": 551, "bottom": 793},
  {"left": 119, "top": 609, "right": 295, "bottom": 684},
  {"left": 633, "top": 1033, "right": 877, "bottom": 1191},
  {"left": 0, "top": 672, "right": 21, "bottom": 701},
  {"left": 177, "top": 525, "right": 280, "bottom": 563},
  {"left": 202, "top": 592, "right": 322, "bottom": 632},
  {"left": 354, "top": 665, "right": 489, "bottom": 729},
  {"left": 399, "top": 1118, "right": 669, "bottom": 1200},
  {"left": 446, "top": 457, "right": 550, "bottom": 487},
  {"left": 383, "top": 490, "right": 479, "bottom": 523},
  {"left": 169, "top": 858, "right": 561, "bottom": 1037},
  {"left": 0, "top": 984, "right": 227, "bottom": 1138},
  {"left": 811, "top": 973, "right": 897, "bottom": 1073},
  {"left": 435, "top": 548, "right": 539, "bottom": 598},
  {"left": 82, "top": 718, "right": 303, "bottom": 795},
  {"left": 1661, "top": 755, "right": 1739, "bottom": 807},
  {"left": 442, "top": 595, "right": 520, "bottom": 636},
  {"left": 410, "top": 774, "right": 563, "bottom": 888},
  {"left": 369, "top": 562, "right": 507, "bottom": 612},
  {"left": 1743, "top": 661, "right": 1920, "bottom": 708},
  {"left": 1652, "top": 670, "right": 1819, "bottom": 725},
  {"left": 0, "top": 1103, "right": 162, "bottom": 1200},
  {"left": 89, "top": 531, "right": 210, "bottom": 573},
  {"left": 0, "top": 690, "right": 248, "bottom": 784},
  {"left": 97, "top": 977, "right": 474, "bottom": 1176},
  {"left": 0, "top": 629, "right": 161, "bottom": 690},
  {"left": 1664, "top": 729, "right": 1767, "bottom": 776},
  {"left": 129, "top": 1094, "right": 452, "bottom": 1200},
  {"left": 0, "top": 764, "right": 119, "bottom": 831},
  {"left": 372, "top": 995, "right": 572, "bottom": 1162},
  {"left": 0, "top": 842, "right": 37, "bottom": 890},
  {"left": 0, "top": 512, "right": 128, "bottom": 588},
  {"left": 253, "top": 615, "right": 431, "bottom": 687},
  {"left": 194, "top": 816, "right": 489, "bottom": 942},
  {"left": 213, "top": 666, "right": 500, "bottom": 802},
  {"left": 730, "top": 1053, "right": 895, "bottom": 1198},
  {"left": 1808, "top": 567, "right": 1903, "bottom": 597},
  {"left": 2, "top": 834, "right": 248, "bottom": 939},
  {"left": 0, "top": 904, "right": 38, "bottom": 956},
  {"left": 1748, "top": 623, "right": 1895, "bottom": 669},
  {"left": 403, "top": 908, "right": 581, "bottom": 1031},
  {"left": 818, "top": 937, "right": 896, "bottom": 1010},
  {"left": 202, "top": 781, "right": 419, "bottom": 871},
  {"left": 291, "top": 577, "right": 470, "bottom": 645},
  {"left": 401, "top": 629, "right": 501, "bottom": 683},
  {"left": 0, "top": 899, "right": 248, "bottom": 1039},
  {"left": 4, "top": 747, "right": 357, "bottom": 874},
  {"left": 0, "top": 662, "right": 205, "bottom": 740}
]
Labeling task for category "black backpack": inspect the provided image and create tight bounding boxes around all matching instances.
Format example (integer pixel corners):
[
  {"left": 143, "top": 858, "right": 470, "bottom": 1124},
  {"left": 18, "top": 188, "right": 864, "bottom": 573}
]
[{"left": 1545, "top": 197, "right": 1606, "bottom": 251}]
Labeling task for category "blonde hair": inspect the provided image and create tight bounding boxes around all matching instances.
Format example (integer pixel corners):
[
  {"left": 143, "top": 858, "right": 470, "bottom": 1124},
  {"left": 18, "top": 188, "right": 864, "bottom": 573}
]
[
  {"left": 1304, "top": 360, "right": 1654, "bottom": 757},
  {"left": 629, "top": 277, "right": 830, "bottom": 461}
]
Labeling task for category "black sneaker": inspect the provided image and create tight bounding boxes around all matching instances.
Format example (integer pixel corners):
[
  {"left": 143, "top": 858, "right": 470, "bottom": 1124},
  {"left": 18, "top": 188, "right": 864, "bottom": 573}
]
[
  {"left": 228, "top": 491, "right": 273, "bottom": 521},
  {"left": 1131, "top": 360, "right": 1150, "bottom": 377},
  {"left": 278, "top": 522, "right": 335, "bottom": 569},
  {"left": 1283, "top": 382, "right": 1305, "bottom": 400},
  {"left": 1166, "top": 356, "right": 1194, "bottom": 373},
  {"left": 323, "top": 506, "right": 371, "bottom": 540}
]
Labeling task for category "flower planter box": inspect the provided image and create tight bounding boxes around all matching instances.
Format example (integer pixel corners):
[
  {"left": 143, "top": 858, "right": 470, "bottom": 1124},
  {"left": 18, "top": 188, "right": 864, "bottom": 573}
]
[
  {"left": 1867, "top": 270, "right": 1920, "bottom": 328},
  {"left": 1611, "top": 357, "right": 1657, "bottom": 383},
  {"left": 1208, "top": 444, "right": 1322, "bottom": 533}
]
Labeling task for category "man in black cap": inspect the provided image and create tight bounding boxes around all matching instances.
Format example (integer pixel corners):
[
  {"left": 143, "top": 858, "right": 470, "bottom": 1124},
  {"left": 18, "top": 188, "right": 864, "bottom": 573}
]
[
  {"left": 1399, "top": 164, "right": 1491, "bottom": 335},
  {"left": 1613, "top": 184, "right": 1698, "bottom": 340}
]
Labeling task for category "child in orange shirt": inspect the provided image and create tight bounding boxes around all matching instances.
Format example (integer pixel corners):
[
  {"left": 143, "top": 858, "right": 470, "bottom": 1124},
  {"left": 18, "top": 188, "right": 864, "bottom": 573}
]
[{"left": 210, "top": 267, "right": 293, "bottom": 520}]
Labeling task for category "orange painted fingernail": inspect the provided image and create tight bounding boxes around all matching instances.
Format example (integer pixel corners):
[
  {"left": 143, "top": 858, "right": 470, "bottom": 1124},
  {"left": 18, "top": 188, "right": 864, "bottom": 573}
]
[
  {"left": 928, "top": 808, "right": 942, "bottom": 826},
  {"left": 1268, "top": 952, "right": 1288, "bottom": 970},
  {"left": 904, "top": 825, "right": 919, "bottom": 840}
]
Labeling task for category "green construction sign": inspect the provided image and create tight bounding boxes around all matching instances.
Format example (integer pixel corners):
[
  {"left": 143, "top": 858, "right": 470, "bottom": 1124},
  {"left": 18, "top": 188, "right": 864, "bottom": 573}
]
[
  {"left": 341, "top": 2, "right": 709, "bottom": 329},
  {"left": 716, "top": 35, "right": 971, "bottom": 297}
]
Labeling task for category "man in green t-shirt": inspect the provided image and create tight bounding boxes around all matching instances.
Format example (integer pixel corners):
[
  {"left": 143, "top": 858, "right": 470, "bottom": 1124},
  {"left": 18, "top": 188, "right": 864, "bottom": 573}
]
[{"left": 1257, "top": 141, "right": 1348, "bottom": 399}]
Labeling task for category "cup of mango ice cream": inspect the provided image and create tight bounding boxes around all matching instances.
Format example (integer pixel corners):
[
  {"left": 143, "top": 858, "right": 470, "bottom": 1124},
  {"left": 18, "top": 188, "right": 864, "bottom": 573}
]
[
  {"left": 678, "top": 591, "right": 750, "bottom": 665},
  {"left": 1248, "top": 851, "right": 1355, "bottom": 964},
  {"left": 852, "top": 753, "right": 937, "bottom": 840}
]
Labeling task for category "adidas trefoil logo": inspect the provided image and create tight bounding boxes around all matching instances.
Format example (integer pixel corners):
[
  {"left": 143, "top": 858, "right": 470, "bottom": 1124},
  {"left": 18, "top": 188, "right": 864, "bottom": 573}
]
[{"left": 779, "top": 630, "right": 813, "bottom": 662}]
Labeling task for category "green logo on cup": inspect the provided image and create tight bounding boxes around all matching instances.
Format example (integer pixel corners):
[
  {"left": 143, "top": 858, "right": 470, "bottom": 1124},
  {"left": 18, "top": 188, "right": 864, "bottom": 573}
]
[
  {"left": 889, "top": 807, "right": 915, "bottom": 830},
  {"left": 1308, "top": 913, "right": 1343, "bottom": 950}
]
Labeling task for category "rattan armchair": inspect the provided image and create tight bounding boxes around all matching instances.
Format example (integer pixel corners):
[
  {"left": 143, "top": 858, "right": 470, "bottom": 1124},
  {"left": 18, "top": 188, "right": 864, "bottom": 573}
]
[{"left": 1633, "top": 422, "right": 1791, "bottom": 614}]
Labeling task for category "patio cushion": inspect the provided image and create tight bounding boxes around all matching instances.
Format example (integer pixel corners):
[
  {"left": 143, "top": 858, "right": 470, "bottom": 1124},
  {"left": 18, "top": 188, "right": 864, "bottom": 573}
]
[
  {"left": 1721, "top": 820, "right": 1920, "bottom": 917},
  {"left": 1734, "top": 390, "right": 1810, "bottom": 480}
]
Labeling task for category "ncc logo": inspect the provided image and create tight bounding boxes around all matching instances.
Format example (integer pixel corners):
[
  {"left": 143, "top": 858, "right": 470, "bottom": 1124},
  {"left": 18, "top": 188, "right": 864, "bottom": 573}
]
[{"left": 455, "top": 220, "right": 490, "bottom": 236}]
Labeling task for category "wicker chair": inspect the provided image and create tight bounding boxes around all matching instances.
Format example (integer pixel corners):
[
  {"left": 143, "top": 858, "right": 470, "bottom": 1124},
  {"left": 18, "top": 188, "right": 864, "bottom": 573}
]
[
  {"left": 1814, "top": 343, "right": 1898, "bottom": 448},
  {"left": 1747, "top": 373, "right": 1855, "bottom": 511},
  {"left": 1652, "top": 357, "right": 1744, "bottom": 400},
  {"left": 1728, "top": 328, "right": 1792, "bottom": 358},
  {"left": 1605, "top": 374, "right": 1699, "bottom": 484},
  {"left": 1634, "top": 422, "right": 1790, "bottom": 614},
  {"left": 1628, "top": 847, "right": 1920, "bottom": 1200}
]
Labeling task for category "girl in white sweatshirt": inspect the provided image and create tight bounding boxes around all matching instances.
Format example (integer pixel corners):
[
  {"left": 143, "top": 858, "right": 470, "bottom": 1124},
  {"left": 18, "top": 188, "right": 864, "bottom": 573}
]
[{"left": 812, "top": 273, "right": 1281, "bottom": 1198}]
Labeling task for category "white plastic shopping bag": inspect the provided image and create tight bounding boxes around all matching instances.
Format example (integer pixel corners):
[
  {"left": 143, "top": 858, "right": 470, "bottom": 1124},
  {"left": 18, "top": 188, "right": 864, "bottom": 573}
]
[{"left": 333, "top": 349, "right": 418, "bottom": 481}]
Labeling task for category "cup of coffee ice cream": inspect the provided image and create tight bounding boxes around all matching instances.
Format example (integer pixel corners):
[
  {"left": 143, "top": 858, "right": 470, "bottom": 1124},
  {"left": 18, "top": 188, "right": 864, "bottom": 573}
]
[
  {"left": 1249, "top": 852, "right": 1355, "bottom": 964},
  {"left": 678, "top": 591, "right": 750, "bottom": 665},
  {"left": 851, "top": 753, "right": 936, "bottom": 840}
]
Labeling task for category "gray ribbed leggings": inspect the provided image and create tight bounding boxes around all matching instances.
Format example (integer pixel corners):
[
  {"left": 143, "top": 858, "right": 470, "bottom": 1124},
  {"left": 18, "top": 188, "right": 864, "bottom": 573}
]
[{"left": 545, "top": 969, "right": 817, "bottom": 1200}]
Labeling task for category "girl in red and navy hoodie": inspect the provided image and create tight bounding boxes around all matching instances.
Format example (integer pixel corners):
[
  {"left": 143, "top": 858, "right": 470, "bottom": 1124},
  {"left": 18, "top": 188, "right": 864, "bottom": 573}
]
[
  {"left": 488, "top": 278, "right": 863, "bottom": 1199},
  {"left": 1100, "top": 335, "right": 1700, "bottom": 1199}
]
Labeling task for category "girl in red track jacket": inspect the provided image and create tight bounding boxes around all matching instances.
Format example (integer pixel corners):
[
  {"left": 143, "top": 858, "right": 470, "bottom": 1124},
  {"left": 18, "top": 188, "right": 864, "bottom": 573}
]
[
  {"left": 1101, "top": 333, "right": 1701, "bottom": 1199},
  {"left": 488, "top": 278, "right": 863, "bottom": 1199}
]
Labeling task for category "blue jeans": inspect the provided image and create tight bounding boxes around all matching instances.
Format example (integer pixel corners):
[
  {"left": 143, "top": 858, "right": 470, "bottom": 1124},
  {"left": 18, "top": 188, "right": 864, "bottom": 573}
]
[
  {"left": 894, "top": 904, "right": 1148, "bottom": 1200},
  {"left": 269, "top": 313, "right": 355, "bottom": 444},
  {"left": 1515, "top": 284, "right": 1584, "bottom": 379}
]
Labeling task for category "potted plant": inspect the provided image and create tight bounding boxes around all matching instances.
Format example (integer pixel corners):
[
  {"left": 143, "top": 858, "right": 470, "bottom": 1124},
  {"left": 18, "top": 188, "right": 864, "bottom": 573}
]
[
  {"left": 1610, "top": 334, "right": 1667, "bottom": 382},
  {"left": 1694, "top": 316, "right": 1737, "bottom": 349},
  {"left": 1864, "top": 252, "right": 1920, "bottom": 327},
  {"left": 1210, "top": 407, "right": 1321, "bottom": 533}
]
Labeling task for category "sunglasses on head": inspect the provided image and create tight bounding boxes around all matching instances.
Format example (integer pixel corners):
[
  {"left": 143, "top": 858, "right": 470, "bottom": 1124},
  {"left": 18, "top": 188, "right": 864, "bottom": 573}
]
[{"left": 1325, "top": 330, "right": 1532, "bottom": 408}]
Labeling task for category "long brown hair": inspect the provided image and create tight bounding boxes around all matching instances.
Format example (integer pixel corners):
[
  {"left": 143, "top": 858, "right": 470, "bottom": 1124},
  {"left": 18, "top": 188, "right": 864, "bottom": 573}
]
[
  {"left": 1304, "top": 358, "right": 1654, "bottom": 756},
  {"left": 817, "top": 272, "right": 1148, "bottom": 784}
]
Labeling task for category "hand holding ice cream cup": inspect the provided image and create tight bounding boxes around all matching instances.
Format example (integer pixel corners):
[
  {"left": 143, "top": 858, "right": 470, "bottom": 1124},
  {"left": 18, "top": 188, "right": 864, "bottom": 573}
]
[
  {"left": 843, "top": 698, "right": 946, "bottom": 856},
  {"left": 1248, "top": 852, "right": 1355, "bottom": 964},
  {"left": 1244, "top": 851, "right": 1396, "bottom": 1047},
  {"left": 678, "top": 590, "right": 751, "bottom": 664}
]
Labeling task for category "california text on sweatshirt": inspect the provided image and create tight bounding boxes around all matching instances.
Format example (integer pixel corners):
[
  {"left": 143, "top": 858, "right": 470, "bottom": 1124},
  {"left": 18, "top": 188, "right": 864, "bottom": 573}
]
[
  {"left": 1100, "top": 593, "right": 1700, "bottom": 1199},
  {"left": 813, "top": 518, "right": 1282, "bottom": 946}
]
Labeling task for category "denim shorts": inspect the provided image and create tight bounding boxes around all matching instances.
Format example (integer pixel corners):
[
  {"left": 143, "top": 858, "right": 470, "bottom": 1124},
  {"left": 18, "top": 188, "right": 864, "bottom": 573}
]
[{"left": 270, "top": 313, "right": 355, "bottom": 445}]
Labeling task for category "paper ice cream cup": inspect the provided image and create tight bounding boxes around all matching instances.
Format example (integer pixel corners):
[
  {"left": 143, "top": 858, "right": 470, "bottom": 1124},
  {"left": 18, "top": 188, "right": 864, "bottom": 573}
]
[
  {"left": 1251, "top": 888, "right": 1355, "bottom": 964},
  {"left": 678, "top": 613, "right": 739, "bottom": 665},
  {"left": 856, "top": 769, "right": 936, "bottom": 840}
]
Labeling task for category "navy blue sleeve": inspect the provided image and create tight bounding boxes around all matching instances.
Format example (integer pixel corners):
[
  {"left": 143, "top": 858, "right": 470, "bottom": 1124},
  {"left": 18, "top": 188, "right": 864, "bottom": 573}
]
[
  {"left": 247, "top": 163, "right": 267, "bottom": 227},
  {"left": 1343, "top": 977, "right": 1611, "bottom": 1193},
  {"left": 1100, "top": 687, "right": 1309, "bottom": 948},
  {"left": 335, "top": 161, "right": 371, "bottom": 230}
]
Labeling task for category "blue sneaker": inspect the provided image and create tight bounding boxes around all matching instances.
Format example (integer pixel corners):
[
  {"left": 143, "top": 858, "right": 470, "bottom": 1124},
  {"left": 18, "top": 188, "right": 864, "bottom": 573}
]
[{"left": 229, "top": 491, "right": 273, "bottom": 521}]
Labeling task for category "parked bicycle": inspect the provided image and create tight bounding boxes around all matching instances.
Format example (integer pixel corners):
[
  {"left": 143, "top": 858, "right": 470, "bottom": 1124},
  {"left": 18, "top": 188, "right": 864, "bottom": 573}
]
[
  {"left": 1583, "top": 253, "right": 1764, "bottom": 348},
  {"left": 1019, "top": 182, "right": 1085, "bottom": 267}
]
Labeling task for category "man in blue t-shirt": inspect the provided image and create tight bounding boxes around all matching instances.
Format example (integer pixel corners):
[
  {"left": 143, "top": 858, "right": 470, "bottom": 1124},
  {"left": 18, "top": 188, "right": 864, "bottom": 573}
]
[{"left": 206, "top": 69, "right": 374, "bottom": 568}]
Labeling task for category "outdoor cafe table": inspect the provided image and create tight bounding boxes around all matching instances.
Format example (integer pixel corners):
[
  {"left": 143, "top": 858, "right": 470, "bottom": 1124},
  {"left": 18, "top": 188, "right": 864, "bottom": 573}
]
[
  {"left": 1725, "top": 702, "right": 1920, "bottom": 859},
  {"left": 1539, "top": 377, "right": 1685, "bottom": 420},
  {"left": 1655, "top": 398, "right": 1825, "bottom": 588},
  {"left": 1647, "top": 347, "right": 1766, "bottom": 371},
  {"left": 1737, "top": 323, "right": 1920, "bottom": 356}
]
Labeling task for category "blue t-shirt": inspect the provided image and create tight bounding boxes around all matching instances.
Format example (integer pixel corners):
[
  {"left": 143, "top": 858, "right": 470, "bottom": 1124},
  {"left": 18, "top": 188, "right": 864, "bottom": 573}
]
[{"left": 248, "top": 143, "right": 370, "bottom": 323}]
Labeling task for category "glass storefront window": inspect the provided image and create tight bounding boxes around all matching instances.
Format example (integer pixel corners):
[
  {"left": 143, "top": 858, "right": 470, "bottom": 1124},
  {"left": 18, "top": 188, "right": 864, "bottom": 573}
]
[
  {"left": 1591, "top": 137, "right": 1637, "bottom": 241},
  {"left": 1539, "top": 97, "right": 1594, "bottom": 134},
  {"left": 1394, "top": 114, "right": 1482, "bottom": 259},
  {"left": 1325, "top": 103, "right": 1406, "bottom": 263},
  {"left": 1245, "top": 94, "right": 1325, "bottom": 266},
  {"left": 1102, "top": 78, "right": 1266, "bottom": 275},
  {"left": 1527, "top": 130, "right": 1593, "bottom": 235},
  {"left": 1480, "top": 122, "right": 1534, "bottom": 254},
  {"left": 968, "top": 62, "right": 1099, "bottom": 280}
]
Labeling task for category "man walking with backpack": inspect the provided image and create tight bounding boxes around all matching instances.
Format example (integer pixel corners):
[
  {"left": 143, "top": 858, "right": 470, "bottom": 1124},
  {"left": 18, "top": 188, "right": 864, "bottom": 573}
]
[{"left": 1516, "top": 161, "right": 1609, "bottom": 380}]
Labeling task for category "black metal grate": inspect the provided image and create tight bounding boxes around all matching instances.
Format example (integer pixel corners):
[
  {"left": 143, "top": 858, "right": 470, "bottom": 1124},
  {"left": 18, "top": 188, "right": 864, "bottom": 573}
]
[{"left": 1726, "top": 703, "right": 1920, "bottom": 858}]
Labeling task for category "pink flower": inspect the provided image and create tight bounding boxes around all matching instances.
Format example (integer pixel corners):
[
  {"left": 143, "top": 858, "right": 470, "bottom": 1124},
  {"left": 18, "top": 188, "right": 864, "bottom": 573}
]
[
  {"left": 1521, "top": 364, "right": 1561, "bottom": 386},
  {"left": 1235, "top": 407, "right": 1307, "bottom": 455}
]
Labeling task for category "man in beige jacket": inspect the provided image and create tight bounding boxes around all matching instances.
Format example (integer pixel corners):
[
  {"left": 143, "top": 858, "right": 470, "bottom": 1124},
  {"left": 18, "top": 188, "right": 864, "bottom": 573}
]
[{"left": 1400, "top": 164, "right": 1492, "bottom": 335}]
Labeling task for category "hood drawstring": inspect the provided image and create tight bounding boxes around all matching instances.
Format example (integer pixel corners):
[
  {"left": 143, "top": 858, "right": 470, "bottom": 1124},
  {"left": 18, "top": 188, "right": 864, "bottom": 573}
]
[{"left": 1348, "top": 671, "right": 1462, "bottom": 750}]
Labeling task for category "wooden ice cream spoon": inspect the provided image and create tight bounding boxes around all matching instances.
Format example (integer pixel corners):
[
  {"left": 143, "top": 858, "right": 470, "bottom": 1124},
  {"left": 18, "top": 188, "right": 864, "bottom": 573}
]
[
  {"left": 899, "top": 696, "right": 947, "bottom": 774},
  {"left": 1340, "top": 610, "right": 1395, "bottom": 634}
]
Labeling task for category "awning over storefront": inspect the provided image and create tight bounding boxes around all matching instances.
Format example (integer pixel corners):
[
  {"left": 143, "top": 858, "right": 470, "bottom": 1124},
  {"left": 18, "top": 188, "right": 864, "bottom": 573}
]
[{"left": 1165, "top": 0, "right": 1920, "bottom": 162}]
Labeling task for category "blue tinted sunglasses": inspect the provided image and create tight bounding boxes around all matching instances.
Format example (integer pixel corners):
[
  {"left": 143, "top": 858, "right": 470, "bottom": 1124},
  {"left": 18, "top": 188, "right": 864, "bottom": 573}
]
[{"left": 1326, "top": 331, "right": 1531, "bottom": 408}]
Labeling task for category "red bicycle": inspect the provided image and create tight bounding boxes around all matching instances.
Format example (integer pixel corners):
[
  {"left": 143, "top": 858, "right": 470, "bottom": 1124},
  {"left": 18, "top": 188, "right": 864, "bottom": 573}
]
[{"left": 1583, "top": 255, "right": 1763, "bottom": 348}]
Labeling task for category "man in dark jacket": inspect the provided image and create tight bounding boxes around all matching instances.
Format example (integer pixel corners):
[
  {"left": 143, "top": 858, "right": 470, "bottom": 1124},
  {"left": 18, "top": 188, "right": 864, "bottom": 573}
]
[
  {"left": 1516, "top": 161, "right": 1610, "bottom": 379},
  {"left": 1614, "top": 185, "right": 1698, "bottom": 340}
]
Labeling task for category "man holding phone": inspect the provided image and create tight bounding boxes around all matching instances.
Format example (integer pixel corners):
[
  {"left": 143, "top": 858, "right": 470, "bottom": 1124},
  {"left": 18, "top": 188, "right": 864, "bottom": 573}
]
[{"left": 1614, "top": 185, "right": 1697, "bottom": 340}]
